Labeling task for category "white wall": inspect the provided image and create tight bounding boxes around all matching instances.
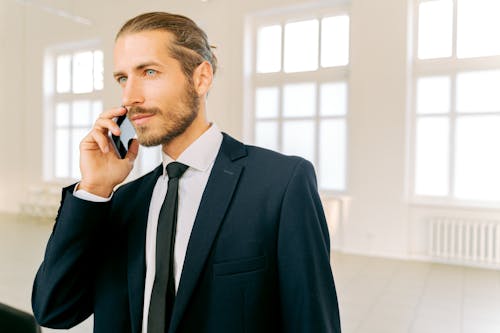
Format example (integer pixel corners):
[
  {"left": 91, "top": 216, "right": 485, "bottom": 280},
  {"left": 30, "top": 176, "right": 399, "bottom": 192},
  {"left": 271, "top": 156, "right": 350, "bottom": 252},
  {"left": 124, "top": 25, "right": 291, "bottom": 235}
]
[
  {"left": 346, "top": 0, "right": 410, "bottom": 256},
  {"left": 2, "top": 0, "right": 496, "bottom": 261},
  {"left": 0, "top": 1, "right": 28, "bottom": 215}
]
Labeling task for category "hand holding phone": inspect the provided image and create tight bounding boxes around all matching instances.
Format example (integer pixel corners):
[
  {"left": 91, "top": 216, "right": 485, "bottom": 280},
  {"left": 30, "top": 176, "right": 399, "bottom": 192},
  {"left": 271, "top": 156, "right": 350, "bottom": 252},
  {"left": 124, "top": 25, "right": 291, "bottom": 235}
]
[
  {"left": 78, "top": 106, "right": 139, "bottom": 197},
  {"left": 109, "top": 114, "right": 137, "bottom": 159}
]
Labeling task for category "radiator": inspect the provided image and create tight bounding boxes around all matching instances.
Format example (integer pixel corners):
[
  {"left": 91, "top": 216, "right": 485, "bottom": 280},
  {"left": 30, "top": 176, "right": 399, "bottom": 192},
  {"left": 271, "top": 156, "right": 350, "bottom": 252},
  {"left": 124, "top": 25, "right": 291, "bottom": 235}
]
[{"left": 428, "top": 217, "right": 500, "bottom": 266}]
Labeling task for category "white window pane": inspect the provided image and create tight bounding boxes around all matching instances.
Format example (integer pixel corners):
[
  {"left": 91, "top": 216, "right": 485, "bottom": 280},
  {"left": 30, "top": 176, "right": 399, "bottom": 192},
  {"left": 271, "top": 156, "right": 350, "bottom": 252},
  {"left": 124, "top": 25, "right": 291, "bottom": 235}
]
[
  {"left": 415, "top": 117, "right": 449, "bottom": 196},
  {"left": 92, "top": 101, "right": 102, "bottom": 122},
  {"left": 416, "top": 76, "right": 450, "bottom": 114},
  {"left": 71, "top": 129, "right": 88, "bottom": 179},
  {"left": 418, "top": 0, "right": 453, "bottom": 59},
  {"left": 55, "top": 129, "right": 69, "bottom": 178},
  {"left": 255, "top": 87, "right": 279, "bottom": 119},
  {"left": 282, "top": 120, "right": 315, "bottom": 162},
  {"left": 457, "top": 0, "right": 500, "bottom": 58},
  {"left": 284, "top": 20, "right": 319, "bottom": 73},
  {"left": 283, "top": 83, "right": 316, "bottom": 118},
  {"left": 255, "top": 121, "right": 278, "bottom": 151},
  {"left": 256, "top": 25, "right": 282, "bottom": 73},
  {"left": 72, "top": 100, "right": 91, "bottom": 126},
  {"left": 455, "top": 116, "right": 500, "bottom": 201},
  {"left": 55, "top": 103, "right": 70, "bottom": 127},
  {"left": 321, "top": 15, "right": 350, "bottom": 67},
  {"left": 319, "top": 119, "right": 346, "bottom": 191},
  {"left": 457, "top": 70, "right": 500, "bottom": 113},
  {"left": 320, "top": 82, "right": 347, "bottom": 116},
  {"left": 93, "top": 50, "right": 104, "bottom": 90},
  {"left": 72, "top": 51, "right": 94, "bottom": 94},
  {"left": 56, "top": 55, "right": 71, "bottom": 93}
]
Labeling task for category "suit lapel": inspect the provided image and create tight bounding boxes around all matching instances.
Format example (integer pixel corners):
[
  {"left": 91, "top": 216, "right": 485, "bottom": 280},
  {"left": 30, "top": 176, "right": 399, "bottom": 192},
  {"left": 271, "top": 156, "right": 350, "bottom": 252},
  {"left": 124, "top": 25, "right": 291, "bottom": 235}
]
[
  {"left": 169, "top": 134, "right": 246, "bottom": 333},
  {"left": 127, "top": 165, "right": 163, "bottom": 333}
]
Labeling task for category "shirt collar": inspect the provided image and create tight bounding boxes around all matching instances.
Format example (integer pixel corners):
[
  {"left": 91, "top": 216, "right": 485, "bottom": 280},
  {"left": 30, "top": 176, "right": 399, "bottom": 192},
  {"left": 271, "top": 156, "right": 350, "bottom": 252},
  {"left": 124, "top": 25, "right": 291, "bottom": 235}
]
[{"left": 161, "top": 123, "right": 223, "bottom": 176}]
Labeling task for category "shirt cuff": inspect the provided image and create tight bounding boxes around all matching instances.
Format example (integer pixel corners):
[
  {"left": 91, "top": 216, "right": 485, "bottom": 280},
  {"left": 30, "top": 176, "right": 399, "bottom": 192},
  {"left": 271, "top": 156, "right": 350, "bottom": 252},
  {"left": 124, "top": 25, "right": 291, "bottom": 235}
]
[{"left": 73, "top": 183, "right": 113, "bottom": 202}]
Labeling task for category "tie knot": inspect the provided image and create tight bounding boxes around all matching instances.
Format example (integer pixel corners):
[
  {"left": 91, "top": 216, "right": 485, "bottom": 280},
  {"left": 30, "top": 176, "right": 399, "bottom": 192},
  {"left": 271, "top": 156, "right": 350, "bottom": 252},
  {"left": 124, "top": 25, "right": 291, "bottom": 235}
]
[{"left": 166, "top": 162, "right": 189, "bottom": 179}]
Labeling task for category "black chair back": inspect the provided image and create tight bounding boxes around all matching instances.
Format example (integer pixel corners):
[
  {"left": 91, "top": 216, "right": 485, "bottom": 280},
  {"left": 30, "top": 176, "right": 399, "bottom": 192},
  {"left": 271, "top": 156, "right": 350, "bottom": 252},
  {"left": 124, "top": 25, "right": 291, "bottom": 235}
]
[{"left": 0, "top": 302, "right": 41, "bottom": 333}]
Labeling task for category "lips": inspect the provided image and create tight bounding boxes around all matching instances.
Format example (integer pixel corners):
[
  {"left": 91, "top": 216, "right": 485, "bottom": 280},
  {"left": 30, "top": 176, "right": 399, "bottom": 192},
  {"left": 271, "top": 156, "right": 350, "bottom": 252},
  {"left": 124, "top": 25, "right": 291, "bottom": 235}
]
[{"left": 130, "top": 113, "right": 154, "bottom": 125}]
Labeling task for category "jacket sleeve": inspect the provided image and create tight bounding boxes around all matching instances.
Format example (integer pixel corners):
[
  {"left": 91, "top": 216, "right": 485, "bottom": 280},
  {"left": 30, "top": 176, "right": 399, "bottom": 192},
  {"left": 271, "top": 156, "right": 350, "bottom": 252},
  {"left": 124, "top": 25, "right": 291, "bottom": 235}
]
[
  {"left": 31, "top": 184, "right": 111, "bottom": 329},
  {"left": 277, "top": 159, "right": 341, "bottom": 332}
]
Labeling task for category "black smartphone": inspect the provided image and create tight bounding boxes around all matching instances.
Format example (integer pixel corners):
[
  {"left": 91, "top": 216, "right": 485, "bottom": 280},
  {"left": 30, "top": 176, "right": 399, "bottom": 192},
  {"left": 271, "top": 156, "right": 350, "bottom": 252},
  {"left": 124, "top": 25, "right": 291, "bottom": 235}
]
[{"left": 109, "top": 114, "right": 136, "bottom": 159}]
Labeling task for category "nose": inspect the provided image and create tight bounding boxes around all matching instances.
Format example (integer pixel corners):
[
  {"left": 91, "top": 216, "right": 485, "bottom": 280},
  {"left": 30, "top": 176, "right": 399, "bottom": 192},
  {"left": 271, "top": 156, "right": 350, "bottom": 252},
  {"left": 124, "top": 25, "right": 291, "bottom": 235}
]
[{"left": 121, "top": 77, "right": 145, "bottom": 107}]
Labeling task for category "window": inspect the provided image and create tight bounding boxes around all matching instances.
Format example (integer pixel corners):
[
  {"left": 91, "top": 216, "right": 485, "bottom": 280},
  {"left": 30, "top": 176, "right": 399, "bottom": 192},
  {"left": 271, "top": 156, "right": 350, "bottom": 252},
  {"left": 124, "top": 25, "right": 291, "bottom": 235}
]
[
  {"left": 247, "top": 6, "right": 350, "bottom": 192},
  {"left": 44, "top": 45, "right": 103, "bottom": 180},
  {"left": 412, "top": 0, "right": 500, "bottom": 203}
]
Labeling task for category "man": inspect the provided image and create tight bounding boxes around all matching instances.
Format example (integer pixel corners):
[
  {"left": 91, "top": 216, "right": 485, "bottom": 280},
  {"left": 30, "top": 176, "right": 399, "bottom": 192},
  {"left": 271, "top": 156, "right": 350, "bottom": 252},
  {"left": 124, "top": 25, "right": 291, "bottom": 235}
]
[{"left": 32, "top": 12, "right": 341, "bottom": 333}]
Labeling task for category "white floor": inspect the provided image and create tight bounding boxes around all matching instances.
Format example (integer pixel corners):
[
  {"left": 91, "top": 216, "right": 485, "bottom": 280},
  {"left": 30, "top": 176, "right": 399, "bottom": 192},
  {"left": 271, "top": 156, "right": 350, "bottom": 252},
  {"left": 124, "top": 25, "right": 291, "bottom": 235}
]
[
  {"left": 2, "top": 213, "right": 500, "bottom": 333},
  {"left": 332, "top": 251, "right": 500, "bottom": 333},
  {"left": 0, "top": 214, "right": 92, "bottom": 333}
]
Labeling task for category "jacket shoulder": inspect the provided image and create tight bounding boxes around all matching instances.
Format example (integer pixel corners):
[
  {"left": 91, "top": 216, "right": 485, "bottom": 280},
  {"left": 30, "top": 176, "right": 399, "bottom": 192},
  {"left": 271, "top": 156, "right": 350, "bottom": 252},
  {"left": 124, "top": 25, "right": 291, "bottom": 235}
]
[{"left": 222, "top": 132, "right": 309, "bottom": 168}]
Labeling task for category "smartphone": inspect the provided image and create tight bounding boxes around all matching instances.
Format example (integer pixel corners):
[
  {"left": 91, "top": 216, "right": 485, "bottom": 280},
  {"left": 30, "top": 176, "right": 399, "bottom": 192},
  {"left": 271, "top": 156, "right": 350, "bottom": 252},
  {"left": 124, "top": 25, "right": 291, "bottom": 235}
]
[{"left": 109, "top": 114, "right": 136, "bottom": 159}]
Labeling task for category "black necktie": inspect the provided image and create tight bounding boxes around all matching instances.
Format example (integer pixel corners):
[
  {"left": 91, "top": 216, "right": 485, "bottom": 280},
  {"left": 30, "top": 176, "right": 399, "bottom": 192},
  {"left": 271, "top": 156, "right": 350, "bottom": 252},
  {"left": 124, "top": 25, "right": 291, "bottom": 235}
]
[{"left": 148, "top": 162, "right": 189, "bottom": 333}]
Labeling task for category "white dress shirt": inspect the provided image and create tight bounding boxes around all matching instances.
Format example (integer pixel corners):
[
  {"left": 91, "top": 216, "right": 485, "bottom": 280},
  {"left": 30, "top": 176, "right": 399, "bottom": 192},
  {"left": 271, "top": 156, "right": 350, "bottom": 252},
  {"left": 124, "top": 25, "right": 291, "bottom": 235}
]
[{"left": 75, "top": 124, "right": 223, "bottom": 333}]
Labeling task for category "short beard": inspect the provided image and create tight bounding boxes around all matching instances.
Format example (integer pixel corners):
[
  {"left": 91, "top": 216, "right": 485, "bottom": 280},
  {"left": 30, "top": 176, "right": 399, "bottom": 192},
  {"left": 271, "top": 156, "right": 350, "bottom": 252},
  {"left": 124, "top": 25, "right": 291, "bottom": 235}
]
[{"left": 128, "top": 80, "right": 200, "bottom": 147}]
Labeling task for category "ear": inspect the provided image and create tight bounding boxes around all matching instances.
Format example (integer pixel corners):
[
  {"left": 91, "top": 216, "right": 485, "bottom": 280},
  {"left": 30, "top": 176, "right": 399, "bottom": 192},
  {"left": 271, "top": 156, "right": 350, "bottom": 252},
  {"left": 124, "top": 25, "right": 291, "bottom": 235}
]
[{"left": 192, "top": 61, "right": 213, "bottom": 96}]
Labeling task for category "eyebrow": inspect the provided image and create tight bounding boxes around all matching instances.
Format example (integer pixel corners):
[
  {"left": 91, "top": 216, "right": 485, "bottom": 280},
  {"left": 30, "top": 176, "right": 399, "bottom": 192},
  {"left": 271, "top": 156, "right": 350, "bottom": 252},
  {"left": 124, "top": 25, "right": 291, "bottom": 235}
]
[{"left": 113, "top": 61, "right": 163, "bottom": 78}]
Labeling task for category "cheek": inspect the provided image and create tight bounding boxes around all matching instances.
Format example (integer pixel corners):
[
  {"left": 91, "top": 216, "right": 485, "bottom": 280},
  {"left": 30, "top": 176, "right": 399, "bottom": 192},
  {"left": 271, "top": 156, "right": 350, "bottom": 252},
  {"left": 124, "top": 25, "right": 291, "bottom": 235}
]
[{"left": 149, "top": 81, "right": 184, "bottom": 105}]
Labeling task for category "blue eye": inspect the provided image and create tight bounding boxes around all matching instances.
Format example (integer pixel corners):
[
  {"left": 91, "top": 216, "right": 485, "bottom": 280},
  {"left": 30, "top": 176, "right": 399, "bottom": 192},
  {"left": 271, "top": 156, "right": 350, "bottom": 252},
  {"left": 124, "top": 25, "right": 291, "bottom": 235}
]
[
  {"left": 146, "top": 69, "right": 156, "bottom": 76},
  {"left": 117, "top": 76, "right": 127, "bottom": 84}
]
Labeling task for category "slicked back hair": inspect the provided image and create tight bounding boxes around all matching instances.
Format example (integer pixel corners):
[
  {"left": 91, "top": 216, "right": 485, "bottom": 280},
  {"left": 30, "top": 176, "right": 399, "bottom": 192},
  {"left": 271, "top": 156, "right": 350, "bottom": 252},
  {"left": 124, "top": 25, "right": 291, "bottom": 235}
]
[{"left": 116, "top": 12, "right": 217, "bottom": 80}]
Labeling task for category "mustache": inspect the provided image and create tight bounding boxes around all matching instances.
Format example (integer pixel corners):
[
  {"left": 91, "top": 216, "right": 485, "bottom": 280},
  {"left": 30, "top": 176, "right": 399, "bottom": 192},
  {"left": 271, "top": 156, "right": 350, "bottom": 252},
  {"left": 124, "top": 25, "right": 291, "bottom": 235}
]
[{"left": 126, "top": 106, "right": 161, "bottom": 118}]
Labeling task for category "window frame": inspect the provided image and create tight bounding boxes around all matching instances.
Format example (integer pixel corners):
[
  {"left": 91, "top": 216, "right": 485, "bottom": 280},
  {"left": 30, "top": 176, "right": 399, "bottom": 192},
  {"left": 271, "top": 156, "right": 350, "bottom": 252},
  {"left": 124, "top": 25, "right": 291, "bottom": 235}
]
[
  {"left": 244, "top": 3, "right": 351, "bottom": 195},
  {"left": 410, "top": 0, "right": 500, "bottom": 208},
  {"left": 43, "top": 40, "right": 103, "bottom": 183}
]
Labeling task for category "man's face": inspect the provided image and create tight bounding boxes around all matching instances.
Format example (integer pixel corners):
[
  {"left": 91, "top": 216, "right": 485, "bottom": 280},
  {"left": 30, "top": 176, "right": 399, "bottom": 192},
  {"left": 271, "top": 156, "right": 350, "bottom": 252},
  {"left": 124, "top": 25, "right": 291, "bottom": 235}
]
[{"left": 113, "top": 30, "right": 200, "bottom": 147}]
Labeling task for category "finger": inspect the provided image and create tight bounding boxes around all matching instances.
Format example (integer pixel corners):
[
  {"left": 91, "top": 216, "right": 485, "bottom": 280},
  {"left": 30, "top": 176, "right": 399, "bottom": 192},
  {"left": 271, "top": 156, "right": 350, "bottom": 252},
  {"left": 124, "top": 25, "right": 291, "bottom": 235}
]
[
  {"left": 86, "top": 129, "right": 110, "bottom": 153},
  {"left": 94, "top": 117, "right": 121, "bottom": 136},
  {"left": 107, "top": 140, "right": 120, "bottom": 158},
  {"left": 125, "top": 139, "right": 139, "bottom": 162},
  {"left": 98, "top": 106, "right": 127, "bottom": 120}
]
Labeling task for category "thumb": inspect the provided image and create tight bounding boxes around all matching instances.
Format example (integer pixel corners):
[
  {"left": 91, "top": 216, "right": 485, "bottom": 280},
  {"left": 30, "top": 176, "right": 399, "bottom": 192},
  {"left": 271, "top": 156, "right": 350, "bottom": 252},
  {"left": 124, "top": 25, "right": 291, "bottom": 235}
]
[{"left": 125, "top": 139, "right": 139, "bottom": 162}]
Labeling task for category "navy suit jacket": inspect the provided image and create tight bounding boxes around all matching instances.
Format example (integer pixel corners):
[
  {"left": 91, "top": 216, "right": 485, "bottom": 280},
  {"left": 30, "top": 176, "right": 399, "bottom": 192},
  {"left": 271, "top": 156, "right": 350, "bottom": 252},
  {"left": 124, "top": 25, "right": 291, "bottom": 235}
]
[{"left": 32, "top": 133, "right": 341, "bottom": 332}]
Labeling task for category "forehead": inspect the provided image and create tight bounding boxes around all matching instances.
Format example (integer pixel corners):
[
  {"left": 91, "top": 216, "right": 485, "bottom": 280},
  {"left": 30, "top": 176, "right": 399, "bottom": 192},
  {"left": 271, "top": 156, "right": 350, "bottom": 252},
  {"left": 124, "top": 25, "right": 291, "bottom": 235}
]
[{"left": 113, "top": 30, "right": 175, "bottom": 68}]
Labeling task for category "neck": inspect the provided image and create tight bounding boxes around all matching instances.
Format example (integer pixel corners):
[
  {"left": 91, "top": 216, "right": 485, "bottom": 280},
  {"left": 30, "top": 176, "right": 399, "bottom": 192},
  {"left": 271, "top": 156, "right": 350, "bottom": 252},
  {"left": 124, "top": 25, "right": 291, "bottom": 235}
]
[{"left": 162, "top": 110, "right": 210, "bottom": 160}]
